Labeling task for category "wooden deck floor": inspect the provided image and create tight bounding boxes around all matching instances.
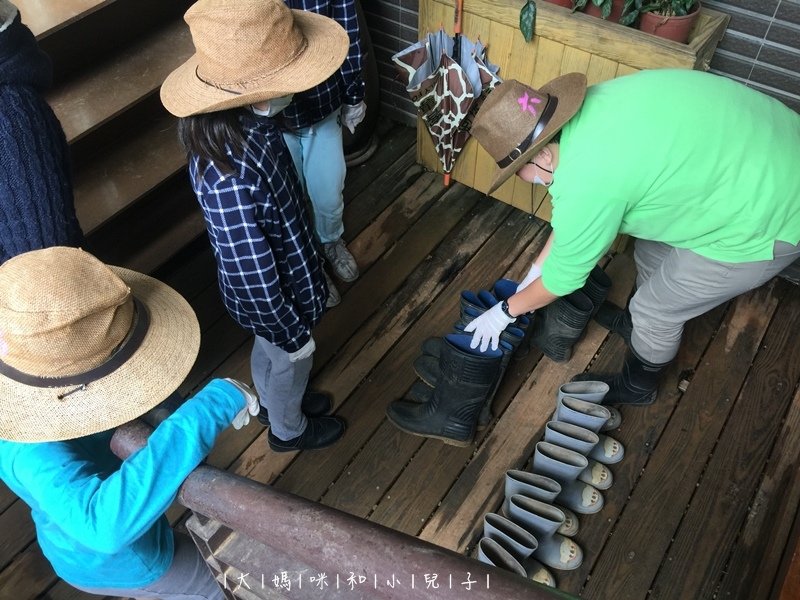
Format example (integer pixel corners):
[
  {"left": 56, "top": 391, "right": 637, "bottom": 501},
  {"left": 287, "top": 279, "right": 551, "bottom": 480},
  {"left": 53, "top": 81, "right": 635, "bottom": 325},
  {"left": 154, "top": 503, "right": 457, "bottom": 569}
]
[{"left": 2, "top": 122, "right": 800, "bottom": 600}]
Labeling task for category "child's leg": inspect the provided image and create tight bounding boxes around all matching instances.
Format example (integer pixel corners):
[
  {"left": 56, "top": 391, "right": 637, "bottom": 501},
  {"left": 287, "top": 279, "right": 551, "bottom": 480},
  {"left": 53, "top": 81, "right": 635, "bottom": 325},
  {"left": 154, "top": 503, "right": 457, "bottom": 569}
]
[{"left": 250, "top": 335, "right": 311, "bottom": 440}]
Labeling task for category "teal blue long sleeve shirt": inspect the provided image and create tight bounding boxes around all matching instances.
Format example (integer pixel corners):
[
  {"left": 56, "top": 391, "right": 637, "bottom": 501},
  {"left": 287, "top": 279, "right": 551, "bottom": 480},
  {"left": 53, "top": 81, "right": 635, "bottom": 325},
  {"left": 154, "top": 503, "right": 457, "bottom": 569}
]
[{"left": 0, "top": 378, "right": 243, "bottom": 589}]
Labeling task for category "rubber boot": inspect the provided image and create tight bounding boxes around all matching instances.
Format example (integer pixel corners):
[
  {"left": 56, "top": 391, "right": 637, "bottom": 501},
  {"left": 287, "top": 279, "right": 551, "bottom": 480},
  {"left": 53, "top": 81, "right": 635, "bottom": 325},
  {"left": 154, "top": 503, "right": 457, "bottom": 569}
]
[
  {"left": 576, "top": 346, "right": 669, "bottom": 406},
  {"left": 506, "top": 495, "right": 583, "bottom": 571},
  {"left": 580, "top": 265, "right": 612, "bottom": 318},
  {"left": 414, "top": 338, "right": 514, "bottom": 429},
  {"left": 531, "top": 442, "right": 604, "bottom": 515},
  {"left": 557, "top": 380, "right": 621, "bottom": 431},
  {"left": 544, "top": 421, "right": 613, "bottom": 490},
  {"left": 553, "top": 396, "right": 625, "bottom": 464},
  {"left": 477, "top": 537, "right": 528, "bottom": 578},
  {"left": 594, "top": 301, "right": 632, "bottom": 346},
  {"left": 503, "top": 470, "right": 579, "bottom": 537},
  {"left": 482, "top": 515, "right": 557, "bottom": 587},
  {"left": 529, "top": 290, "right": 593, "bottom": 362},
  {"left": 386, "top": 334, "right": 502, "bottom": 446}
]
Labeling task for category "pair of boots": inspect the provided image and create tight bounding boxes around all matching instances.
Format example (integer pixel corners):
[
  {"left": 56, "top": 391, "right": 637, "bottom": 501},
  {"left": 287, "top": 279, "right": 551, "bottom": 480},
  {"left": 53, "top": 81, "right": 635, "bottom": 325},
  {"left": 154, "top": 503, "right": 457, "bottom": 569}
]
[
  {"left": 477, "top": 513, "right": 557, "bottom": 586},
  {"left": 529, "top": 265, "right": 611, "bottom": 362},
  {"left": 386, "top": 333, "right": 503, "bottom": 446}
]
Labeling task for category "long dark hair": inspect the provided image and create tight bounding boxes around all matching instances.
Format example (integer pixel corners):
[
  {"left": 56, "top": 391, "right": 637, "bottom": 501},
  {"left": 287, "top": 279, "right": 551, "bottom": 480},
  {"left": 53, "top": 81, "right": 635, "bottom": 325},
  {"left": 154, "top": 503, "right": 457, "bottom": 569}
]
[{"left": 177, "top": 108, "right": 247, "bottom": 175}]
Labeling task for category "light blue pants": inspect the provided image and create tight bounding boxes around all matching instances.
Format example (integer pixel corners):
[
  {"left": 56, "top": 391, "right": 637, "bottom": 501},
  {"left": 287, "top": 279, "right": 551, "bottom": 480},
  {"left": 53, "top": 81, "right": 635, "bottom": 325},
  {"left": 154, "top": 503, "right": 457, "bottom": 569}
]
[
  {"left": 74, "top": 532, "right": 223, "bottom": 599},
  {"left": 629, "top": 239, "right": 800, "bottom": 364},
  {"left": 283, "top": 109, "right": 346, "bottom": 244},
  {"left": 250, "top": 334, "right": 313, "bottom": 440}
]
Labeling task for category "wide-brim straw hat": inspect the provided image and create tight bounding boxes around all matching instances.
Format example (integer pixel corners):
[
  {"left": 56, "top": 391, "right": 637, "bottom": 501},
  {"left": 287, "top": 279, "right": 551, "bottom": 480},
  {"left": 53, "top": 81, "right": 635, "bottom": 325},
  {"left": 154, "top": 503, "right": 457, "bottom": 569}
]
[
  {"left": 161, "top": 0, "right": 350, "bottom": 117},
  {"left": 0, "top": 247, "right": 200, "bottom": 443},
  {"left": 472, "top": 73, "right": 588, "bottom": 194}
]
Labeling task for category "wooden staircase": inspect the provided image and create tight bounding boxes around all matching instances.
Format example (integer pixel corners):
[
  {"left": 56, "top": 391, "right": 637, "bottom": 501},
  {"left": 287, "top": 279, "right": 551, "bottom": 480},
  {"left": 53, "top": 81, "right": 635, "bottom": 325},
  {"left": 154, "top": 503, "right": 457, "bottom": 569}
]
[{"left": 22, "top": 0, "right": 202, "bottom": 274}]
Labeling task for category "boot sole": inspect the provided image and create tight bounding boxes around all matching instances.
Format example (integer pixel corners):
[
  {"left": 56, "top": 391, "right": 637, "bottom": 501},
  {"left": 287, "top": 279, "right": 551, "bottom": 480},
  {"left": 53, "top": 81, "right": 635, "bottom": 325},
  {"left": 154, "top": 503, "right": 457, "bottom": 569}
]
[{"left": 388, "top": 420, "right": 474, "bottom": 447}]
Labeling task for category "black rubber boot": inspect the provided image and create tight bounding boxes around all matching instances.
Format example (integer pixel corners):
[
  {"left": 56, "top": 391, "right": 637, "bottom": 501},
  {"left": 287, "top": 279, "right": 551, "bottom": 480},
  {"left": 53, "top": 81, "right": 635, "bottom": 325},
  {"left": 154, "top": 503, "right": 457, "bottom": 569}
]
[
  {"left": 413, "top": 338, "right": 514, "bottom": 429},
  {"left": 529, "top": 290, "right": 593, "bottom": 362},
  {"left": 574, "top": 347, "right": 668, "bottom": 405},
  {"left": 386, "top": 333, "right": 503, "bottom": 446},
  {"left": 594, "top": 301, "right": 632, "bottom": 346},
  {"left": 581, "top": 266, "right": 612, "bottom": 318}
]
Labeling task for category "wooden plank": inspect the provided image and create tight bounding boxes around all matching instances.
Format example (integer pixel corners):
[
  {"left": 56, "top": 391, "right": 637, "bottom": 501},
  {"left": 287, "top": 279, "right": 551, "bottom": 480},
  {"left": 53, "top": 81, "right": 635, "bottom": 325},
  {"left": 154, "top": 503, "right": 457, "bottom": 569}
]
[
  {"left": 650, "top": 281, "right": 800, "bottom": 600},
  {"left": 416, "top": 252, "right": 636, "bottom": 553},
  {"left": 582, "top": 281, "right": 783, "bottom": 600},
  {"left": 319, "top": 214, "right": 548, "bottom": 518},
  {"left": 0, "top": 542, "right": 58, "bottom": 600},
  {"left": 344, "top": 125, "right": 415, "bottom": 203},
  {"left": 0, "top": 501, "right": 35, "bottom": 571},
  {"left": 17, "top": 0, "right": 113, "bottom": 38},
  {"left": 73, "top": 113, "right": 184, "bottom": 234},
  {"left": 47, "top": 20, "right": 192, "bottom": 144},
  {"left": 585, "top": 53, "right": 620, "bottom": 86},
  {"left": 227, "top": 184, "right": 486, "bottom": 490}
]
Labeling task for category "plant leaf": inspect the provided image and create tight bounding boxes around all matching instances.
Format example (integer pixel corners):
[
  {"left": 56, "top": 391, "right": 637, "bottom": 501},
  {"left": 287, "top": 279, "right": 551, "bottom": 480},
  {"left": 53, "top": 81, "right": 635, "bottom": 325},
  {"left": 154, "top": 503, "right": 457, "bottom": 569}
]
[{"left": 520, "top": 0, "right": 537, "bottom": 43}]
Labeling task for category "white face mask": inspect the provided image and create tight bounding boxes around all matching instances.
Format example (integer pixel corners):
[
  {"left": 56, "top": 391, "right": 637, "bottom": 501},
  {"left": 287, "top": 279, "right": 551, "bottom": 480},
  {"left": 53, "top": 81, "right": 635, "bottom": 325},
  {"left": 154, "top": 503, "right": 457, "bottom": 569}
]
[
  {"left": 251, "top": 94, "right": 294, "bottom": 117},
  {"left": 532, "top": 162, "right": 553, "bottom": 187}
]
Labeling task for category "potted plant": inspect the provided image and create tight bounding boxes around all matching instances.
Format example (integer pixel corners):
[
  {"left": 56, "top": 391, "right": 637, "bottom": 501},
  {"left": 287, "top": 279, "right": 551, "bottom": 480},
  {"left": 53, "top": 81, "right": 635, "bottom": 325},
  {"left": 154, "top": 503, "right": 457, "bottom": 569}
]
[
  {"left": 620, "top": 0, "right": 701, "bottom": 43},
  {"left": 576, "top": 0, "right": 626, "bottom": 23}
]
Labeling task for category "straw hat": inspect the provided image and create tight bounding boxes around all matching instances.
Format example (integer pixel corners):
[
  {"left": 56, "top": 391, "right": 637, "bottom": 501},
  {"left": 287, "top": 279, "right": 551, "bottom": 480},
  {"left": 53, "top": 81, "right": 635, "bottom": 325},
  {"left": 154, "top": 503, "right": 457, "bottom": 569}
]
[
  {"left": 161, "top": 0, "right": 350, "bottom": 117},
  {"left": 472, "top": 74, "right": 588, "bottom": 194},
  {"left": 0, "top": 247, "right": 200, "bottom": 442}
]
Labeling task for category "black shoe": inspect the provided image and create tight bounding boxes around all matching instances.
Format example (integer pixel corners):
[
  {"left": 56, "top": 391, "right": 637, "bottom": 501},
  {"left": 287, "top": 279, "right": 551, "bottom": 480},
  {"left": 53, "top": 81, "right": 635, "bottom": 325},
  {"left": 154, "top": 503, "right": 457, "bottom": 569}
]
[
  {"left": 257, "top": 390, "right": 333, "bottom": 427},
  {"left": 268, "top": 416, "right": 346, "bottom": 452}
]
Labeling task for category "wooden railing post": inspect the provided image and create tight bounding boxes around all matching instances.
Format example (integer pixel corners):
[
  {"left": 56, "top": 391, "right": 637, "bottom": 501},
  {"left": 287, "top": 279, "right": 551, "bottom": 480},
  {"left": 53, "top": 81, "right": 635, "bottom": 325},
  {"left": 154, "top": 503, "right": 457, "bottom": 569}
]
[{"left": 111, "top": 420, "right": 576, "bottom": 599}]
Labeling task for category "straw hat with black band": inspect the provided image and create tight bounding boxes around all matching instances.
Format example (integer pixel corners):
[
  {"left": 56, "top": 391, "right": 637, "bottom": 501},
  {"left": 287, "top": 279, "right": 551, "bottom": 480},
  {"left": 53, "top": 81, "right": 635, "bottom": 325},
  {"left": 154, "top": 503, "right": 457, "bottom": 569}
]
[
  {"left": 0, "top": 247, "right": 200, "bottom": 443},
  {"left": 471, "top": 73, "right": 588, "bottom": 194},
  {"left": 160, "top": 0, "right": 350, "bottom": 118}
]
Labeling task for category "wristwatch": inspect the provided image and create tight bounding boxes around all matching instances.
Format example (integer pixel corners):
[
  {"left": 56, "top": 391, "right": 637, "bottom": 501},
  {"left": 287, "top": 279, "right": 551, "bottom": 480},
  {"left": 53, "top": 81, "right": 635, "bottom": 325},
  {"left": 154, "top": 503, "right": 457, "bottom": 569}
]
[{"left": 500, "top": 300, "right": 515, "bottom": 319}]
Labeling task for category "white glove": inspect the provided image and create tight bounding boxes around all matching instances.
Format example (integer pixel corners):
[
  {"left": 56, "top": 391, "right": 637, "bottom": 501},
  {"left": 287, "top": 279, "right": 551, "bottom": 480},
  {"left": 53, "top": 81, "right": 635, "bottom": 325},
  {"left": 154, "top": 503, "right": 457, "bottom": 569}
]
[
  {"left": 516, "top": 263, "right": 542, "bottom": 293},
  {"left": 463, "top": 302, "right": 516, "bottom": 352},
  {"left": 288, "top": 335, "right": 316, "bottom": 363},
  {"left": 342, "top": 101, "right": 367, "bottom": 134},
  {"left": 223, "top": 378, "right": 260, "bottom": 430}
]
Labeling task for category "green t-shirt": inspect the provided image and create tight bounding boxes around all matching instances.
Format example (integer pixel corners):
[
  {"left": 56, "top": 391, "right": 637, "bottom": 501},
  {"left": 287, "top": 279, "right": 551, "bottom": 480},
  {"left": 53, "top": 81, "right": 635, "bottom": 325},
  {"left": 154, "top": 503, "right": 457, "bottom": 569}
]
[{"left": 543, "top": 69, "right": 800, "bottom": 296}]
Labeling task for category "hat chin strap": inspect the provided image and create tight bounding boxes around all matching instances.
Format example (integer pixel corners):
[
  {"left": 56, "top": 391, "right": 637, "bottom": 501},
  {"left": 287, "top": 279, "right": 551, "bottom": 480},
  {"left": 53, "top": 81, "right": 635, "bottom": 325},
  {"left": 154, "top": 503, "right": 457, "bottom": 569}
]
[
  {"left": 496, "top": 95, "right": 559, "bottom": 169},
  {"left": 0, "top": 297, "right": 150, "bottom": 389}
]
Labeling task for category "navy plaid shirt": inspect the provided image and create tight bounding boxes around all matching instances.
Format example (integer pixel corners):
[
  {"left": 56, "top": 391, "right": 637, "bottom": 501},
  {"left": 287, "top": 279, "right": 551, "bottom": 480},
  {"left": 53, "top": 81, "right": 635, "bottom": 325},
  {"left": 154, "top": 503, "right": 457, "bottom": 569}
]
[
  {"left": 282, "top": 0, "right": 364, "bottom": 128},
  {"left": 189, "top": 114, "right": 327, "bottom": 352}
]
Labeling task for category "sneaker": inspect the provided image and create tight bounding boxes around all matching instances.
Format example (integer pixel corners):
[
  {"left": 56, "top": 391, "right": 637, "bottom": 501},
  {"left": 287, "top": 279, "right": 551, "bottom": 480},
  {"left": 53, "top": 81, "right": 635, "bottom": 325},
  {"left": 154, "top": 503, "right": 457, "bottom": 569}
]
[
  {"left": 256, "top": 390, "right": 333, "bottom": 427},
  {"left": 268, "top": 415, "right": 346, "bottom": 452},
  {"left": 324, "top": 270, "right": 341, "bottom": 308},
  {"left": 322, "top": 238, "right": 359, "bottom": 282}
]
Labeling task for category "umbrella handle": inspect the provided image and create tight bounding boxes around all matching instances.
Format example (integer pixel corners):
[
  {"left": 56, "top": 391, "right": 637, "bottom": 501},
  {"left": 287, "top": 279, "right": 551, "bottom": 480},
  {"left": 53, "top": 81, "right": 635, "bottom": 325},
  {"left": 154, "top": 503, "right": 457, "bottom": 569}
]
[
  {"left": 454, "top": 0, "right": 464, "bottom": 34},
  {"left": 444, "top": 172, "right": 452, "bottom": 187}
]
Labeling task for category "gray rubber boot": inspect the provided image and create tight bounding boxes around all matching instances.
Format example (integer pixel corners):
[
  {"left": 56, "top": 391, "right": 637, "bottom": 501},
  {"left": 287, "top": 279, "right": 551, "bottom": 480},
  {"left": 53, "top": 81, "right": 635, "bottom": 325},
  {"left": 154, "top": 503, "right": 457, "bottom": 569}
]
[
  {"left": 529, "top": 290, "right": 593, "bottom": 362},
  {"left": 483, "top": 513, "right": 538, "bottom": 559},
  {"left": 503, "top": 470, "right": 579, "bottom": 537},
  {"left": 477, "top": 538, "right": 527, "bottom": 578},
  {"left": 553, "top": 397, "right": 625, "bottom": 465},
  {"left": 507, "top": 495, "right": 583, "bottom": 571},
  {"left": 386, "top": 334, "right": 502, "bottom": 446},
  {"left": 531, "top": 442, "right": 604, "bottom": 515},
  {"left": 544, "top": 422, "right": 613, "bottom": 490},
  {"left": 557, "top": 380, "right": 621, "bottom": 431}
]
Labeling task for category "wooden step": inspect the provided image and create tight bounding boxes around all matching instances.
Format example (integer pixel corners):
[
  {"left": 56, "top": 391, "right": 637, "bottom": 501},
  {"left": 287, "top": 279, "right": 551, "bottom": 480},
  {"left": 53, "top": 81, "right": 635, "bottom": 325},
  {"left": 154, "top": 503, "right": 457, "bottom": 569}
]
[
  {"left": 72, "top": 110, "right": 185, "bottom": 235},
  {"left": 46, "top": 19, "right": 192, "bottom": 144},
  {"left": 17, "top": 0, "right": 114, "bottom": 39}
]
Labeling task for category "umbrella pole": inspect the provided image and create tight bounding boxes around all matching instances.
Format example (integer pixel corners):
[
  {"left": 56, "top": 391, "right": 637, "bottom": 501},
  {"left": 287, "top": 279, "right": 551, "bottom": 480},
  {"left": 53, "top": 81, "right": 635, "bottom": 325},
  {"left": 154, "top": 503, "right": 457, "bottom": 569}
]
[{"left": 453, "top": 0, "right": 464, "bottom": 63}]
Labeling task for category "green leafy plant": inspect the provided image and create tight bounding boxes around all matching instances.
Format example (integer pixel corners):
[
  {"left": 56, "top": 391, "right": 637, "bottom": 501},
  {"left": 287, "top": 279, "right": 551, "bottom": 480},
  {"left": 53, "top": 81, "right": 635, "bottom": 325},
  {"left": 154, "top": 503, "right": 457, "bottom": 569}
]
[
  {"left": 573, "top": 0, "right": 614, "bottom": 20},
  {"left": 520, "top": 0, "right": 537, "bottom": 42},
  {"left": 620, "top": 0, "right": 697, "bottom": 26}
]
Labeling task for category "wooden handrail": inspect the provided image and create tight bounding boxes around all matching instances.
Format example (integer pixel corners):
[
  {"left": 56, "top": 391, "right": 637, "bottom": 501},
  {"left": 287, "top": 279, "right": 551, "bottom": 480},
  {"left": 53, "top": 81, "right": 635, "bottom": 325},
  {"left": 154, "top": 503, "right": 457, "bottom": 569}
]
[{"left": 111, "top": 420, "right": 576, "bottom": 599}]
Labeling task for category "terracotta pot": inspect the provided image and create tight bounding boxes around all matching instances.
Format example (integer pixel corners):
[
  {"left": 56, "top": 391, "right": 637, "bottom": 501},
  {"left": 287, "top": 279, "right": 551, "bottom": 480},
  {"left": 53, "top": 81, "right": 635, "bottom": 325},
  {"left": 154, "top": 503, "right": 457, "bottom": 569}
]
[
  {"left": 638, "top": 2, "right": 701, "bottom": 44},
  {"left": 544, "top": 0, "right": 574, "bottom": 8},
  {"left": 583, "top": 0, "right": 625, "bottom": 23}
]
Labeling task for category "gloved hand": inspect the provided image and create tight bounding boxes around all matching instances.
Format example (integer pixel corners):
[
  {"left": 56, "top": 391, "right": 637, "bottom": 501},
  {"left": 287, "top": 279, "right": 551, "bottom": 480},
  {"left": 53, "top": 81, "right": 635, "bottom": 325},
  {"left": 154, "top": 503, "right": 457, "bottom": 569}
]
[
  {"left": 516, "top": 263, "right": 542, "bottom": 293},
  {"left": 223, "top": 378, "right": 260, "bottom": 430},
  {"left": 288, "top": 335, "right": 316, "bottom": 363},
  {"left": 463, "top": 302, "right": 516, "bottom": 352},
  {"left": 342, "top": 101, "right": 367, "bottom": 134}
]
